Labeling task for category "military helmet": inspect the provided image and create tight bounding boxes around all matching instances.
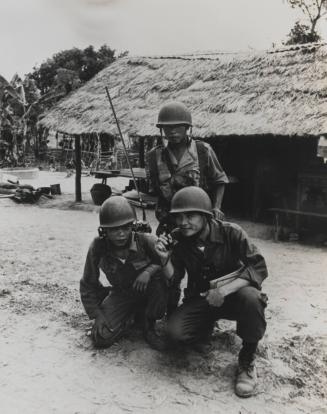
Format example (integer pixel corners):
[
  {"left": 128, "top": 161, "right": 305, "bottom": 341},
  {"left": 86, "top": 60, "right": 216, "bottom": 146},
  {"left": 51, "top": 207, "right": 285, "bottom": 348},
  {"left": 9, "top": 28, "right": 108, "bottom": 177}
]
[
  {"left": 170, "top": 186, "right": 213, "bottom": 216},
  {"left": 156, "top": 101, "right": 192, "bottom": 128},
  {"left": 99, "top": 196, "right": 136, "bottom": 228}
]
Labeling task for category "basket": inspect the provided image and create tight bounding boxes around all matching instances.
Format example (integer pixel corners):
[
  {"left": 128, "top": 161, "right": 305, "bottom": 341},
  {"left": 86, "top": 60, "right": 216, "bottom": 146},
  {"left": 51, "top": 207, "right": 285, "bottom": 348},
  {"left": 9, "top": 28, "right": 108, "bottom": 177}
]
[{"left": 90, "top": 183, "right": 112, "bottom": 205}]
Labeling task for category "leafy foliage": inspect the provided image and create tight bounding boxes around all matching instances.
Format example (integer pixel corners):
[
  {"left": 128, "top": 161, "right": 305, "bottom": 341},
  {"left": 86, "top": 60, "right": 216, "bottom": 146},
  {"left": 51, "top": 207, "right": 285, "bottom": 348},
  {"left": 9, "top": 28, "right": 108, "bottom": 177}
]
[
  {"left": 29, "top": 44, "right": 117, "bottom": 95},
  {"left": 285, "top": 21, "right": 321, "bottom": 44},
  {"left": 0, "top": 44, "right": 122, "bottom": 166},
  {"left": 0, "top": 74, "right": 36, "bottom": 166},
  {"left": 285, "top": 0, "right": 327, "bottom": 44}
]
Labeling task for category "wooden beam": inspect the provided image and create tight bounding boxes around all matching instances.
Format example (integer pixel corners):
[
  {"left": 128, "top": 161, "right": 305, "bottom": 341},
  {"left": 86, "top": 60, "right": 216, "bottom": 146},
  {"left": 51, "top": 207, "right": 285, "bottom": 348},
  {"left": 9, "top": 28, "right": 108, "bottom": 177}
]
[{"left": 75, "top": 135, "right": 82, "bottom": 202}]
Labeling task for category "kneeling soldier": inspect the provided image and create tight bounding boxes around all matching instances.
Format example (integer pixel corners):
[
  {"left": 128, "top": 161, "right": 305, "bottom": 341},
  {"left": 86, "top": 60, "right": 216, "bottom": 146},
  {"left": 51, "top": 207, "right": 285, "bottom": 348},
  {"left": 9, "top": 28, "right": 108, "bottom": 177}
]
[
  {"left": 80, "top": 196, "right": 168, "bottom": 350},
  {"left": 155, "top": 187, "right": 268, "bottom": 397}
]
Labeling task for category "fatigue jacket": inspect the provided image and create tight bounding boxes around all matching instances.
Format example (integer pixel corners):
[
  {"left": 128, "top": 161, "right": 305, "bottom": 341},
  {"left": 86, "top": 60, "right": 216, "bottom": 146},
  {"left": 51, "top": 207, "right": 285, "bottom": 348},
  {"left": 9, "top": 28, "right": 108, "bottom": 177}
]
[
  {"left": 170, "top": 219, "right": 268, "bottom": 299},
  {"left": 80, "top": 233, "right": 161, "bottom": 318},
  {"left": 146, "top": 139, "right": 228, "bottom": 223}
]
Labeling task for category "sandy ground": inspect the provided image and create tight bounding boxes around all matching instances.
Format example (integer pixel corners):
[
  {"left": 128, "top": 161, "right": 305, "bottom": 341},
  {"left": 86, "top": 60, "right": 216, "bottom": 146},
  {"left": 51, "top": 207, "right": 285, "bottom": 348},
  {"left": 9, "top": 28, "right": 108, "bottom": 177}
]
[{"left": 0, "top": 171, "right": 326, "bottom": 414}]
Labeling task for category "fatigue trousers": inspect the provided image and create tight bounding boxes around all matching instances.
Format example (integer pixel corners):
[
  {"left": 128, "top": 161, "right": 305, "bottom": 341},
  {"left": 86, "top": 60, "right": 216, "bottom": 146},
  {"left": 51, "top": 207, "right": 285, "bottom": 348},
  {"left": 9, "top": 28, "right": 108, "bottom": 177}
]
[
  {"left": 167, "top": 286, "right": 267, "bottom": 345},
  {"left": 92, "top": 274, "right": 168, "bottom": 348}
]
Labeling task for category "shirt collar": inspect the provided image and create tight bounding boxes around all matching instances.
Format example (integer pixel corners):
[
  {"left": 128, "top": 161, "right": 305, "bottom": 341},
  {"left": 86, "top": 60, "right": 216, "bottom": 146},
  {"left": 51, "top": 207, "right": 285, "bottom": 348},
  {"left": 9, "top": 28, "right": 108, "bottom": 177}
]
[{"left": 164, "top": 138, "right": 197, "bottom": 165}]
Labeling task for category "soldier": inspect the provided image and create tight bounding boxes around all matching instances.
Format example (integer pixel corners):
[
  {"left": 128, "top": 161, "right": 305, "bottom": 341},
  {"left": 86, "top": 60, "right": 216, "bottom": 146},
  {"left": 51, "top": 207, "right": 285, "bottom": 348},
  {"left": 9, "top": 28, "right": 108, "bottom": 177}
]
[
  {"left": 80, "top": 196, "right": 168, "bottom": 350},
  {"left": 146, "top": 101, "right": 229, "bottom": 315},
  {"left": 155, "top": 187, "right": 268, "bottom": 397},
  {"left": 146, "top": 101, "right": 229, "bottom": 235}
]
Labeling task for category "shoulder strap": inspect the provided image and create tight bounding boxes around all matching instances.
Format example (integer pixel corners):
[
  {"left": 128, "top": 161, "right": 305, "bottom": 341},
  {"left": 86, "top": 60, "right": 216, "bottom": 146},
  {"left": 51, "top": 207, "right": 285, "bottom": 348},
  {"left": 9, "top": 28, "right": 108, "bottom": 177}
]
[
  {"left": 162, "top": 147, "right": 176, "bottom": 175},
  {"left": 146, "top": 146, "right": 162, "bottom": 187}
]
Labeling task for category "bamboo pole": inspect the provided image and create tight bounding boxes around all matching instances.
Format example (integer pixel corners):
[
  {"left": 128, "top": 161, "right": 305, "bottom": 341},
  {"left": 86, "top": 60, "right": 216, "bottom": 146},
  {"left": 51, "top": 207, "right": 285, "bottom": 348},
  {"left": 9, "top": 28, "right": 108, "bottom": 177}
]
[{"left": 75, "top": 135, "right": 82, "bottom": 202}]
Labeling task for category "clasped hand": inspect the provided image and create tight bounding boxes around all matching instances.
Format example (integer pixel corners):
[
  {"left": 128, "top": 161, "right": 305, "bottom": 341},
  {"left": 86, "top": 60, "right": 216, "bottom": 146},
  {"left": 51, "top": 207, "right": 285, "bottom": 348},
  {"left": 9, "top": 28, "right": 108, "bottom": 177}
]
[
  {"left": 133, "top": 270, "right": 151, "bottom": 293},
  {"left": 204, "top": 287, "right": 225, "bottom": 307}
]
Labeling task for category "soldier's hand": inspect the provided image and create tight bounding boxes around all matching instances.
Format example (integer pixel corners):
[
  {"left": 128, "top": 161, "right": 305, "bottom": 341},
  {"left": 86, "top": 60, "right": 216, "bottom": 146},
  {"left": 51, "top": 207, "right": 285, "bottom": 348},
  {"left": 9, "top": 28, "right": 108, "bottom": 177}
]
[
  {"left": 205, "top": 287, "right": 225, "bottom": 308},
  {"left": 93, "top": 311, "right": 113, "bottom": 341},
  {"left": 133, "top": 271, "right": 151, "bottom": 293},
  {"left": 154, "top": 234, "right": 172, "bottom": 266},
  {"left": 212, "top": 207, "right": 225, "bottom": 221}
]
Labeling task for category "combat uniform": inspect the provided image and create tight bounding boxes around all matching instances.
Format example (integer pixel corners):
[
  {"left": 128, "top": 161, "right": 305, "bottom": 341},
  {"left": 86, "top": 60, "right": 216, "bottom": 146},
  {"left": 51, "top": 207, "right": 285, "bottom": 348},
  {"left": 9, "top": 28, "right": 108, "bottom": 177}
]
[
  {"left": 167, "top": 219, "right": 268, "bottom": 345},
  {"left": 80, "top": 232, "right": 167, "bottom": 348}
]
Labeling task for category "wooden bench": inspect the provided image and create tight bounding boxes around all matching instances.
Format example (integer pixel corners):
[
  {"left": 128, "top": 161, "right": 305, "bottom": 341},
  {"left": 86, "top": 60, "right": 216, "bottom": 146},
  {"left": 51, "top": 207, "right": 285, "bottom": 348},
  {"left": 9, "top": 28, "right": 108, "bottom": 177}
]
[{"left": 269, "top": 208, "right": 327, "bottom": 241}]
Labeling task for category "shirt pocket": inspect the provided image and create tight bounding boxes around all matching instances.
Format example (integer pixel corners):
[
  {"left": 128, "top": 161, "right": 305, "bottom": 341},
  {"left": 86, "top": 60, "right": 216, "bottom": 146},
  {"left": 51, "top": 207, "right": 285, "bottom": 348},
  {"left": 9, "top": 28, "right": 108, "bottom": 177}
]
[
  {"left": 207, "top": 246, "right": 224, "bottom": 272},
  {"left": 130, "top": 255, "right": 152, "bottom": 272}
]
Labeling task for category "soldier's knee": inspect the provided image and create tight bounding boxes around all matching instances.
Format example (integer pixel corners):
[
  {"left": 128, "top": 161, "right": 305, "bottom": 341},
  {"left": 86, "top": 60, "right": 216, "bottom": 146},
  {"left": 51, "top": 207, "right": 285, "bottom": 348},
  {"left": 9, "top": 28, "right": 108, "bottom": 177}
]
[{"left": 237, "top": 286, "right": 268, "bottom": 312}]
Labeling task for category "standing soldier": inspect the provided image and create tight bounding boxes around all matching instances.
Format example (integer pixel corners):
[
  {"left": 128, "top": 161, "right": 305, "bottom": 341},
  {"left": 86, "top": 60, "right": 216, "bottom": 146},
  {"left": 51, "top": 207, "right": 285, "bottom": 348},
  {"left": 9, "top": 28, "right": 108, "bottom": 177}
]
[
  {"left": 80, "top": 196, "right": 168, "bottom": 350},
  {"left": 155, "top": 187, "right": 268, "bottom": 397},
  {"left": 146, "top": 101, "right": 229, "bottom": 314},
  {"left": 146, "top": 101, "right": 229, "bottom": 235}
]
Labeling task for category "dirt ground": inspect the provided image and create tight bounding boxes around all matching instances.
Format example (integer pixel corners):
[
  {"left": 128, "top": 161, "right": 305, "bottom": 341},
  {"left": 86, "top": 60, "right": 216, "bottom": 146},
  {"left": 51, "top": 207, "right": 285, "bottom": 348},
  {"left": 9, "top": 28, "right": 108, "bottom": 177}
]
[{"left": 0, "top": 171, "right": 326, "bottom": 414}]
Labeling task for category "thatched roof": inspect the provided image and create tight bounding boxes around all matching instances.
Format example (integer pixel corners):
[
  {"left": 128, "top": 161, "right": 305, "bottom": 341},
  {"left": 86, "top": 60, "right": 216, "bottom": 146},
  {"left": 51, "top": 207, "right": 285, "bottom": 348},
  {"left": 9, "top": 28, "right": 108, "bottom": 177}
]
[{"left": 39, "top": 44, "right": 327, "bottom": 138}]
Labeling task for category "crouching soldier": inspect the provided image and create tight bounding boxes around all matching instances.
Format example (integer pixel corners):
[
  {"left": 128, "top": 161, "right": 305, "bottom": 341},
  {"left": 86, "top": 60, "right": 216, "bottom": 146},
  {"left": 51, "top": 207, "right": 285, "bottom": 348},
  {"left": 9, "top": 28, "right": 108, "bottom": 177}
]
[
  {"left": 155, "top": 187, "right": 268, "bottom": 398},
  {"left": 80, "top": 196, "right": 168, "bottom": 350}
]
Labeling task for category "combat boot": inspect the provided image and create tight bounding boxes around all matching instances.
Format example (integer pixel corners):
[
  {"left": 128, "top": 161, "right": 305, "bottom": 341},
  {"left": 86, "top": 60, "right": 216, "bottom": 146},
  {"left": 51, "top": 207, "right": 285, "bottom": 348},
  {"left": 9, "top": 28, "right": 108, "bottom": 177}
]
[{"left": 235, "top": 346, "right": 257, "bottom": 397}]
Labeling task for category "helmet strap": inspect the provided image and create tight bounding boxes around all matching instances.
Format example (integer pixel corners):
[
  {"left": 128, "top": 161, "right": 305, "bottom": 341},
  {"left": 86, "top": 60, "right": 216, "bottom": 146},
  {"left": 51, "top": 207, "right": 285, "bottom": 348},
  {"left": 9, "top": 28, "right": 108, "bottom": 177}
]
[{"left": 186, "top": 126, "right": 192, "bottom": 145}]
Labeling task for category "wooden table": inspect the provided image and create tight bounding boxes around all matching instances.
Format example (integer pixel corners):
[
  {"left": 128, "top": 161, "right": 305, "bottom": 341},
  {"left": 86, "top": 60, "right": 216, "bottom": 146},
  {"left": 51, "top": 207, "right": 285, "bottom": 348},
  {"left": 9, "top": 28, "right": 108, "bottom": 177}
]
[{"left": 91, "top": 168, "right": 146, "bottom": 184}]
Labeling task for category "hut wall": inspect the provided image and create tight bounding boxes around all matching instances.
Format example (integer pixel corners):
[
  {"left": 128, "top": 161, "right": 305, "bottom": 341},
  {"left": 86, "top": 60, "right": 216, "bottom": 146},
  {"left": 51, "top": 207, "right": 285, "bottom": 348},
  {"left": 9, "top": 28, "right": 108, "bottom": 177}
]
[{"left": 206, "top": 136, "right": 323, "bottom": 221}]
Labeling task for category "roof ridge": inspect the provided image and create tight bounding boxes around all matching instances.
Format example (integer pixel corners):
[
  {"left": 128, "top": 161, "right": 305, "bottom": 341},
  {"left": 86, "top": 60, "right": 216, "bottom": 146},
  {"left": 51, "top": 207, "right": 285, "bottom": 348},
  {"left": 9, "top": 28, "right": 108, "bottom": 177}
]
[{"left": 129, "top": 42, "right": 327, "bottom": 61}]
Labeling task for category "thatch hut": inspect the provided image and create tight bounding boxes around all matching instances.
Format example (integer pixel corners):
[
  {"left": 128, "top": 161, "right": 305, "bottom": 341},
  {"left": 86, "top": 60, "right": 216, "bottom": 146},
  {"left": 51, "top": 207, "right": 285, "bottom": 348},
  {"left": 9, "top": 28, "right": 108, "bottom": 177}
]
[{"left": 39, "top": 44, "right": 327, "bottom": 223}]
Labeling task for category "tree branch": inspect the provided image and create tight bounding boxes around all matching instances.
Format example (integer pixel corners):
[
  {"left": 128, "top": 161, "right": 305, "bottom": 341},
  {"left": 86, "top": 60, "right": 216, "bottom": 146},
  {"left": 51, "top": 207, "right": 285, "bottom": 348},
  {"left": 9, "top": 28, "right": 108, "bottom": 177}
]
[{"left": 301, "top": 1, "right": 315, "bottom": 23}]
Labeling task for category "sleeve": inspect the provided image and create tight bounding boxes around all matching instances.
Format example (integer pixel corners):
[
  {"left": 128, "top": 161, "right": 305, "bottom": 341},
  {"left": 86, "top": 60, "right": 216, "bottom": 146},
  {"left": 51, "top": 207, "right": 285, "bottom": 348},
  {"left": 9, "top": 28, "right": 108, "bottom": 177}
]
[
  {"left": 168, "top": 246, "right": 187, "bottom": 286},
  {"left": 80, "top": 238, "right": 107, "bottom": 319},
  {"left": 206, "top": 145, "right": 229, "bottom": 186},
  {"left": 139, "top": 233, "right": 186, "bottom": 285},
  {"left": 230, "top": 225, "right": 268, "bottom": 289}
]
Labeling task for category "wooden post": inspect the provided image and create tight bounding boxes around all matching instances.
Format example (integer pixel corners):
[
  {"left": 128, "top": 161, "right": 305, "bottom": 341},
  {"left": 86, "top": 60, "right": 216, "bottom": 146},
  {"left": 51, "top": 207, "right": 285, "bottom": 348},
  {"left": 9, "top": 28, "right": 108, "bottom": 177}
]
[
  {"left": 139, "top": 137, "right": 145, "bottom": 168},
  {"left": 274, "top": 212, "right": 280, "bottom": 242},
  {"left": 75, "top": 135, "right": 82, "bottom": 202}
]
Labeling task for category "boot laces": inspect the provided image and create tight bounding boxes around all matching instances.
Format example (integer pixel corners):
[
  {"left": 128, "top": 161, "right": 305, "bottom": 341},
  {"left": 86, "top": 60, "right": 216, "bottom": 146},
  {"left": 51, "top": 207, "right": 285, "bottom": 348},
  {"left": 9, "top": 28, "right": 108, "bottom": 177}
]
[{"left": 238, "top": 352, "right": 255, "bottom": 377}]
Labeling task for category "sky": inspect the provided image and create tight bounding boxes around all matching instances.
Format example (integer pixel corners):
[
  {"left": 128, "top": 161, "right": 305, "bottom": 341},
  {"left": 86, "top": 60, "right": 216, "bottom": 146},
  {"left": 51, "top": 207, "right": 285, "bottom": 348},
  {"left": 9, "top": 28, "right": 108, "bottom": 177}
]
[{"left": 0, "top": 0, "right": 326, "bottom": 80}]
